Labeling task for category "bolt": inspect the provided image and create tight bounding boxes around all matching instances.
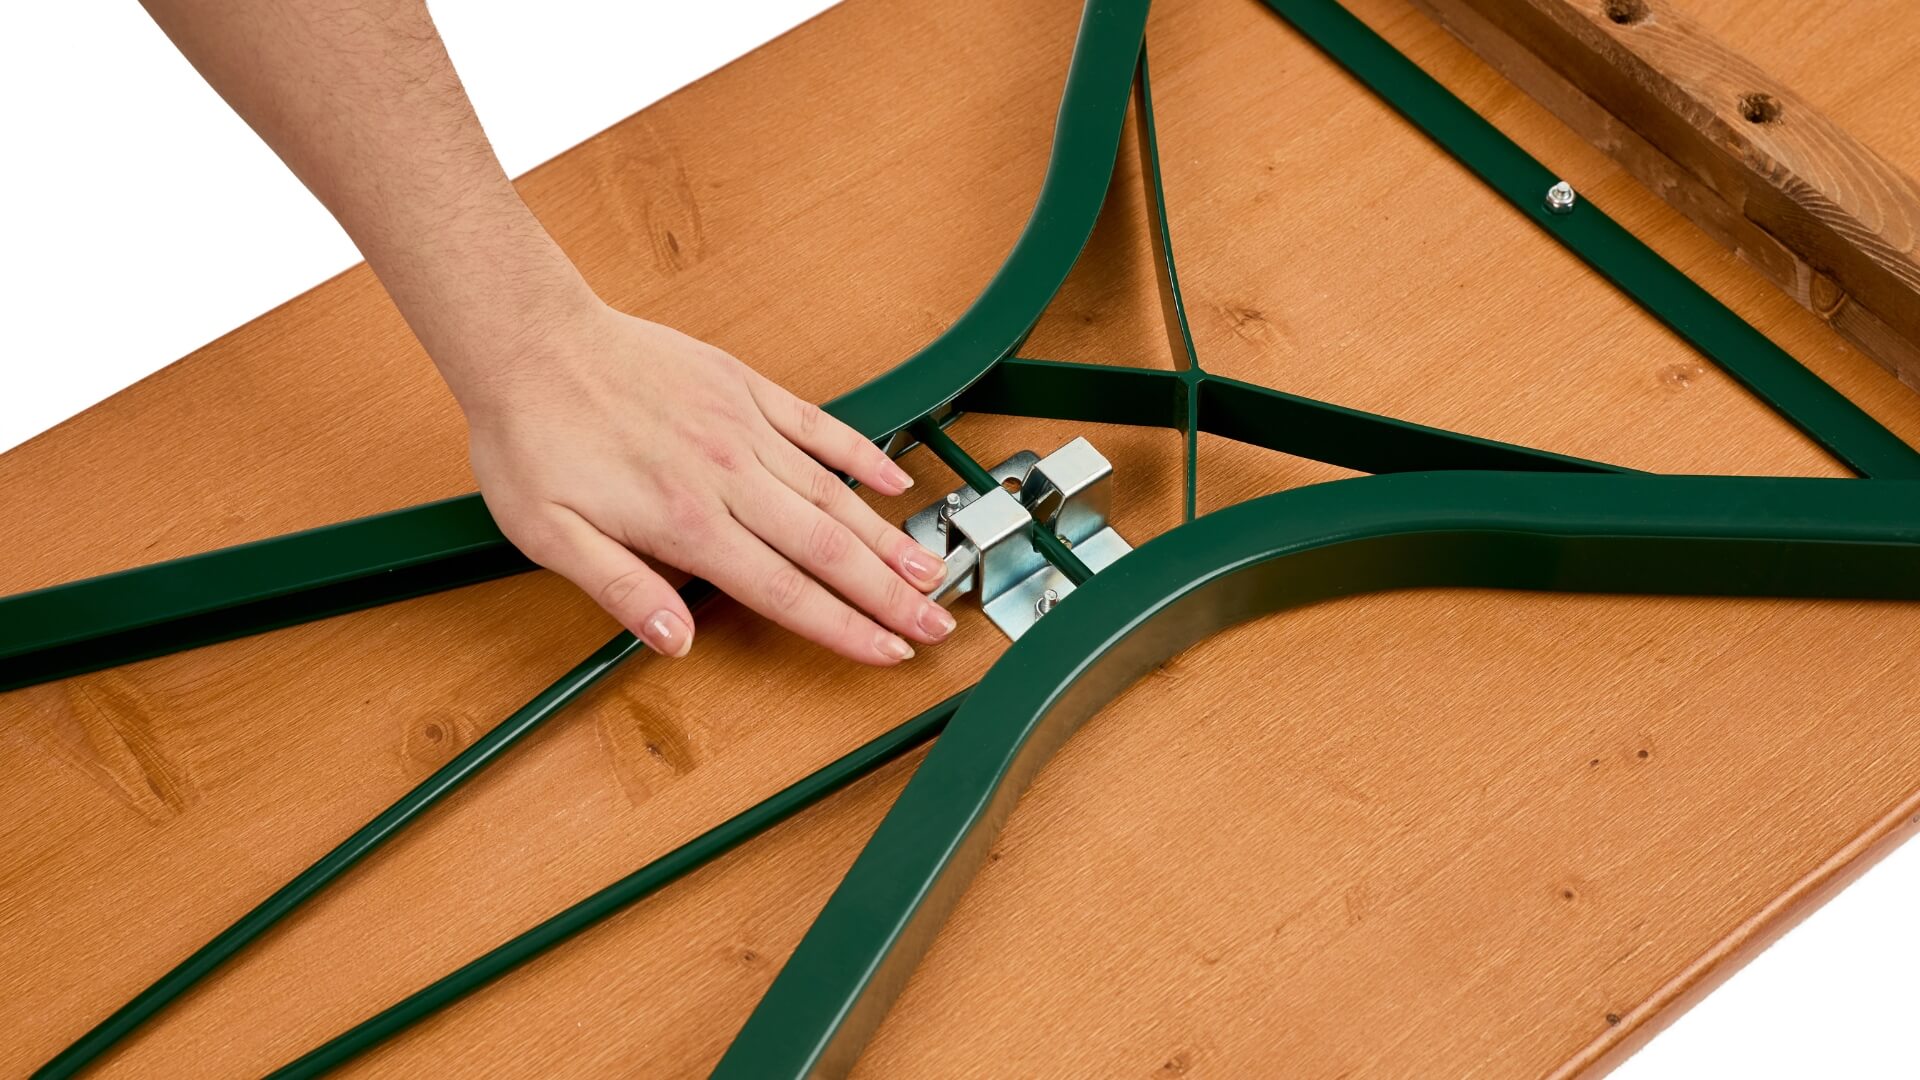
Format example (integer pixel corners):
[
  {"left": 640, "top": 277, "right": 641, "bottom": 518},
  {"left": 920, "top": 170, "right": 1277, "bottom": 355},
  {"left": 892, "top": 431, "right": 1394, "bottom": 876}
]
[
  {"left": 936, "top": 491, "right": 962, "bottom": 533},
  {"left": 1545, "top": 180, "right": 1577, "bottom": 214},
  {"left": 1035, "top": 588, "right": 1059, "bottom": 617}
]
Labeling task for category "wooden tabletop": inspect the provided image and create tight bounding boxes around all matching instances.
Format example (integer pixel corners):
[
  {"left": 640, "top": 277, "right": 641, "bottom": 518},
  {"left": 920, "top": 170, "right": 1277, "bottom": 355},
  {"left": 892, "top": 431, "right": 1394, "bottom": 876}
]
[{"left": 5, "top": 0, "right": 1919, "bottom": 1075}]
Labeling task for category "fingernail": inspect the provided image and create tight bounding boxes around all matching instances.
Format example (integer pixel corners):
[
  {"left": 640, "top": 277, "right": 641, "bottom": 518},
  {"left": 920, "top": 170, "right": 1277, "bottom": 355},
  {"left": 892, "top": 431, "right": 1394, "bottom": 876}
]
[
  {"left": 901, "top": 545, "right": 945, "bottom": 585},
  {"left": 918, "top": 603, "right": 956, "bottom": 641},
  {"left": 883, "top": 461, "right": 915, "bottom": 492},
  {"left": 875, "top": 630, "right": 915, "bottom": 662},
  {"left": 642, "top": 610, "right": 693, "bottom": 658}
]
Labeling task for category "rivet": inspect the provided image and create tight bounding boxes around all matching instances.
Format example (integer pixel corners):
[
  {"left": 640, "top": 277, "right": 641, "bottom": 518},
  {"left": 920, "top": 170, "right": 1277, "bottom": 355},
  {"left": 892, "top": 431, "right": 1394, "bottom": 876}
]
[{"left": 1545, "top": 180, "right": 1578, "bottom": 214}]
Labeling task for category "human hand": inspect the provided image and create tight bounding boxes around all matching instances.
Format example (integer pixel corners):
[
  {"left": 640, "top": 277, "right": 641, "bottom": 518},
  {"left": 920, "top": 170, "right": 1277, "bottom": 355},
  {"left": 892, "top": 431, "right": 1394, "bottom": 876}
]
[
  {"left": 138, "top": 0, "right": 952, "bottom": 663},
  {"left": 450, "top": 298, "right": 954, "bottom": 665}
]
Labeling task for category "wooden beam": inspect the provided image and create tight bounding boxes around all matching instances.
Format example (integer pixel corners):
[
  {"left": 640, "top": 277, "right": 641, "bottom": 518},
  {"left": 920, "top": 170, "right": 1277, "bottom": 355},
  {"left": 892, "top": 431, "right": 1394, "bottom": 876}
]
[{"left": 1411, "top": 0, "right": 1920, "bottom": 391}]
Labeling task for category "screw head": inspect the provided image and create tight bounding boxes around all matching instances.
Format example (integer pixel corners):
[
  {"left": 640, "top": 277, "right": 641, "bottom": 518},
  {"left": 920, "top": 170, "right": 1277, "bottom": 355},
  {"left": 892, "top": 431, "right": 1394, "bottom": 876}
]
[
  {"left": 936, "top": 491, "right": 963, "bottom": 533},
  {"left": 1035, "top": 588, "right": 1059, "bottom": 617},
  {"left": 1545, "top": 180, "right": 1577, "bottom": 214}
]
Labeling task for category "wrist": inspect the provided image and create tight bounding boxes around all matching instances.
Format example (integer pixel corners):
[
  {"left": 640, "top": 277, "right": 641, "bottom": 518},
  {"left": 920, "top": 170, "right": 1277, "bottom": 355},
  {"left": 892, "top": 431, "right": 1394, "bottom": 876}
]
[{"left": 358, "top": 188, "right": 604, "bottom": 412}]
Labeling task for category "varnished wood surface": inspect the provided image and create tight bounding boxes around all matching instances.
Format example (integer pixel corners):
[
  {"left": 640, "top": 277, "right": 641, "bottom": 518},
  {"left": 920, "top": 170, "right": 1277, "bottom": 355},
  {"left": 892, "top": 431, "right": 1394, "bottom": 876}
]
[
  {"left": 1411, "top": 0, "right": 1920, "bottom": 389},
  {"left": 5, "top": 0, "right": 1920, "bottom": 1076}
]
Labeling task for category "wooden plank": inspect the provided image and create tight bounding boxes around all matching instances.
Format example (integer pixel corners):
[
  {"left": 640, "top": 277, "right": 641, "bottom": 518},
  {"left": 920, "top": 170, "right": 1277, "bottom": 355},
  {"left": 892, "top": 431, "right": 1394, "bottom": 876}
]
[
  {"left": 3, "top": 0, "right": 1919, "bottom": 1076},
  {"left": 1410, "top": 0, "right": 1920, "bottom": 390}
]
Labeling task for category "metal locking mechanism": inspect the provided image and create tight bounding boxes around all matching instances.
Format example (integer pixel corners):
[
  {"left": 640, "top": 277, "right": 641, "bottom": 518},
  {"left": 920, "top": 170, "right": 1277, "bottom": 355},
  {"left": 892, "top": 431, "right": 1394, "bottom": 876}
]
[{"left": 904, "top": 436, "right": 1132, "bottom": 640}]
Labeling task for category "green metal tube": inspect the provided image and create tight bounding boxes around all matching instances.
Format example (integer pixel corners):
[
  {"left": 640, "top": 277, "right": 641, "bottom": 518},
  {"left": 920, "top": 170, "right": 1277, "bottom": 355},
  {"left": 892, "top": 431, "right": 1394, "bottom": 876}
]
[
  {"left": 828, "top": 0, "right": 1152, "bottom": 436},
  {"left": 956, "top": 358, "right": 1628, "bottom": 476},
  {"left": 908, "top": 418, "right": 1001, "bottom": 496},
  {"left": 1133, "top": 48, "right": 1204, "bottom": 519},
  {"left": 1257, "top": 0, "right": 1920, "bottom": 480},
  {"left": 34, "top": 582, "right": 711, "bottom": 1080},
  {"left": 267, "top": 690, "right": 966, "bottom": 1078},
  {"left": 908, "top": 419, "right": 1095, "bottom": 585},
  {"left": 0, "top": 495, "right": 524, "bottom": 694},
  {"left": 716, "top": 472, "right": 1920, "bottom": 1077}
]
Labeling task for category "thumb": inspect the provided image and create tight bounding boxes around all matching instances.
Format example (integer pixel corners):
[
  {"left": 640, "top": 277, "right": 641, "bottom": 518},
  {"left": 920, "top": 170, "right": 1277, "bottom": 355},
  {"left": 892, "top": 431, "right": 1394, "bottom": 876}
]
[{"left": 520, "top": 506, "right": 696, "bottom": 657}]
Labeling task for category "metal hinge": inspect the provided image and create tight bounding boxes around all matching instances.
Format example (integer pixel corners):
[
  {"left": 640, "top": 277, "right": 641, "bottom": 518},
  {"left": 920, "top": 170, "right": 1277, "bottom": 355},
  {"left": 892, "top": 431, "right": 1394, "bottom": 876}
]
[{"left": 904, "top": 437, "right": 1132, "bottom": 640}]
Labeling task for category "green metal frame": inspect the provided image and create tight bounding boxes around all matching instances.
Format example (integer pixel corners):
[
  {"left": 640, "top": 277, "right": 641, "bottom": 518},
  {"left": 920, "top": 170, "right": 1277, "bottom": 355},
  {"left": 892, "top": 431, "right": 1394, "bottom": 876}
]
[
  {"left": 17, "top": 0, "right": 1920, "bottom": 1076},
  {"left": 719, "top": 471, "right": 1920, "bottom": 1077}
]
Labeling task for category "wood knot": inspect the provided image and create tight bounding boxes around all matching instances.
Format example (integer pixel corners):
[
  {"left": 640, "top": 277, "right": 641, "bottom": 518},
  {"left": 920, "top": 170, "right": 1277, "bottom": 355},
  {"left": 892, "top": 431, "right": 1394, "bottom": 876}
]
[
  {"left": 1343, "top": 882, "right": 1372, "bottom": 925},
  {"left": 1155, "top": 1049, "right": 1195, "bottom": 1076},
  {"left": 1219, "top": 301, "right": 1280, "bottom": 346},
  {"left": 1603, "top": 0, "right": 1648, "bottom": 26},
  {"left": 41, "top": 674, "right": 196, "bottom": 822},
  {"left": 1738, "top": 93, "right": 1782, "bottom": 125},
  {"left": 599, "top": 680, "right": 702, "bottom": 806},
  {"left": 402, "top": 709, "right": 473, "bottom": 775},
  {"left": 1555, "top": 875, "right": 1591, "bottom": 904}
]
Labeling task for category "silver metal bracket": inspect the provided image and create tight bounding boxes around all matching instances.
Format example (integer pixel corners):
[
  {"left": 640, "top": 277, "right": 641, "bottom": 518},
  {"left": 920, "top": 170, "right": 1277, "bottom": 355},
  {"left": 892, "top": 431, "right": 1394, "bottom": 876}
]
[{"left": 904, "top": 436, "right": 1133, "bottom": 641}]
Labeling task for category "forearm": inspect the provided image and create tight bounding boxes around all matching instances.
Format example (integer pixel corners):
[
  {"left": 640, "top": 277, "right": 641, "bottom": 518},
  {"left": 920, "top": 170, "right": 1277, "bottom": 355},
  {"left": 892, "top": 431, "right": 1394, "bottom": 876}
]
[
  {"left": 139, "top": 0, "right": 586, "bottom": 406},
  {"left": 144, "top": 0, "right": 955, "bottom": 665}
]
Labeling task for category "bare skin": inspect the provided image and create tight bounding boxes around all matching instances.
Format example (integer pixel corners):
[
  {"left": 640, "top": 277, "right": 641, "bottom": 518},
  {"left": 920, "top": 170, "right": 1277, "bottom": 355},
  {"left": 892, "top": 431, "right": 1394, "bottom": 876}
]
[{"left": 139, "top": 0, "right": 954, "bottom": 665}]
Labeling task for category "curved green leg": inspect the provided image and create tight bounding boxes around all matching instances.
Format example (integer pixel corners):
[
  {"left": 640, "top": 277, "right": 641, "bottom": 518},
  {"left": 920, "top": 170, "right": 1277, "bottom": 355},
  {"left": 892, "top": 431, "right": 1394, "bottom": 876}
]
[{"left": 715, "top": 471, "right": 1920, "bottom": 1077}]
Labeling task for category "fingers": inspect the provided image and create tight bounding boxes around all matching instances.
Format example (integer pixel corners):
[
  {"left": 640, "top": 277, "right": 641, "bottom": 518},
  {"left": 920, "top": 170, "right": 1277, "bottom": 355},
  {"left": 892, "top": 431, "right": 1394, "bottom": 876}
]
[
  {"left": 509, "top": 506, "right": 696, "bottom": 658},
  {"left": 755, "top": 437, "right": 947, "bottom": 594},
  {"left": 728, "top": 475, "right": 956, "bottom": 650},
  {"left": 686, "top": 516, "right": 922, "bottom": 666},
  {"left": 746, "top": 373, "right": 915, "bottom": 497}
]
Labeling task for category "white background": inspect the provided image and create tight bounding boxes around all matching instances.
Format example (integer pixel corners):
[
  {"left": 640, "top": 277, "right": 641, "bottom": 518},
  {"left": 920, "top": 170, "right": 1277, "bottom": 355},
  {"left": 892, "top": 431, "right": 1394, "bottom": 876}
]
[{"left": 2, "top": 2, "right": 1915, "bottom": 1075}]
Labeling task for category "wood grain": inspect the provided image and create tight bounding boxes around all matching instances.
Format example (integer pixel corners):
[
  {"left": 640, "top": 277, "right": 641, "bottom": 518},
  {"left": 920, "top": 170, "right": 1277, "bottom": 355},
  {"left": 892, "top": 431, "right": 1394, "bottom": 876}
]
[
  {"left": 1410, "top": 0, "right": 1920, "bottom": 389},
  {"left": 4, "top": 0, "right": 1920, "bottom": 1076}
]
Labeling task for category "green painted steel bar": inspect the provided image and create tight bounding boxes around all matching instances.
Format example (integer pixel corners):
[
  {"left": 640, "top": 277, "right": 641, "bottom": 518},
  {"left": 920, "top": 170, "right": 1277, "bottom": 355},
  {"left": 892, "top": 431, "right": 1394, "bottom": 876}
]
[
  {"left": 827, "top": 0, "right": 1153, "bottom": 438},
  {"left": 267, "top": 689, "right": 968, "bottom": 1079},
  {"left": 716, "top": 471, "right": 1920, "bottom": 1077},
  {"left": 956, "top": 356, "right": 1182, "bottom": 428},
  {"left": 1257, "top": 0, "right": 1920, "bottom": 480},
  {"left": 956, "top": 357, "right": 1629, "bottom": 475},
  {"left": 1132, "top": 48, "right": 1204, "bottom": 520},
  {"left": 1196, "top": 371, "right": 1631, "bottom": 475},
  {"left": 908, "top": 418, "right": 1096, "bottom": 586},
  {"left": 907, "top": 417, "right": 1002, "bottom": 497},
  {"left": 1134, "top": 50, "right": 1201, "bottom": 376},
  {"left": 0, "top": 495, "right": 523, "bottom": 694},
  {"left": 31, "top": 584, "right": 706, "bottom": 1080}
]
